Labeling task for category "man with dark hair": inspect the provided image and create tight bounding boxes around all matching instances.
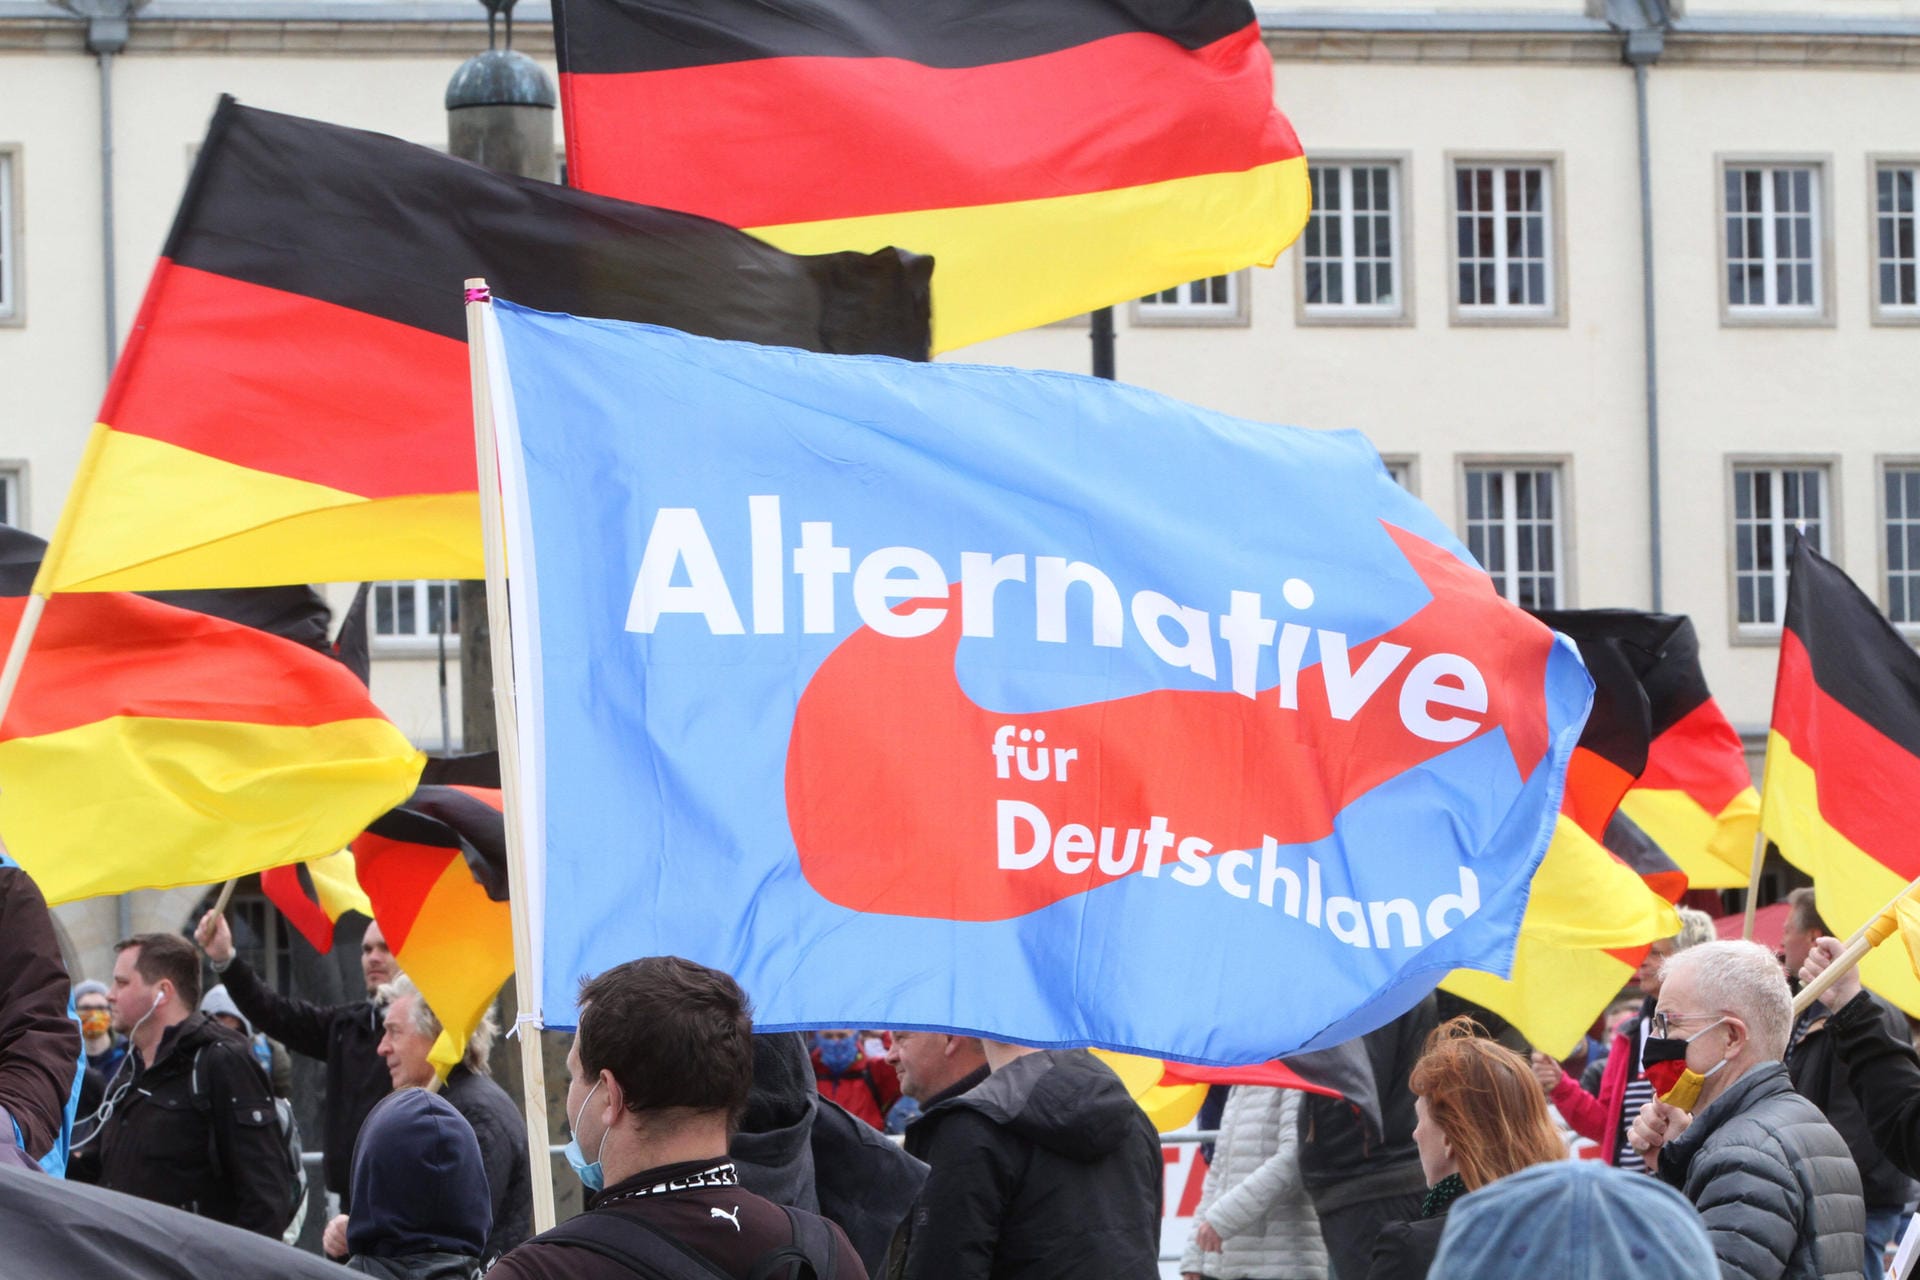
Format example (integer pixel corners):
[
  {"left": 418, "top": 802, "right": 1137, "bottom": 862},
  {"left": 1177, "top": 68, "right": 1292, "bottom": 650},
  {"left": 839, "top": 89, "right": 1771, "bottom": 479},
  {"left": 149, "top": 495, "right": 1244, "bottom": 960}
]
[
  {"left": 489, "top": 956, "right": 865, "bottom": 1280},
  {"left": 1782, "top": 887, "right": 1917, "bottom": 1273},
  {"left": 199, "top": 908, "right": 393, "bottom": 1220},
  {"left": 69, "top": 932, "right": 293, "bottom": 1236}
]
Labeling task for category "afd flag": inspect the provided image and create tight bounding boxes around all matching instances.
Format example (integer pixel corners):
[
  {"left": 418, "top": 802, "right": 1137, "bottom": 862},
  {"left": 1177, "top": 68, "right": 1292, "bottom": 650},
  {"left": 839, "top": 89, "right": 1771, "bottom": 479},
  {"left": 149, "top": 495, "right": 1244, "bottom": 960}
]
[{"left": 486, "top": 299, "right": 1592, "bottom": 1062}]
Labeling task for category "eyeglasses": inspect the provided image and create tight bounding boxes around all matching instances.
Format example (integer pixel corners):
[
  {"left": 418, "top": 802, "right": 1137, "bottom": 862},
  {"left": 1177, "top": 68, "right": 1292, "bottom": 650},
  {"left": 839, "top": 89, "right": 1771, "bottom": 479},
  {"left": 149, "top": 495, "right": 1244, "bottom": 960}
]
[{"left": 1649, "top": 1011, "right": 1724, "bottom": 1040}]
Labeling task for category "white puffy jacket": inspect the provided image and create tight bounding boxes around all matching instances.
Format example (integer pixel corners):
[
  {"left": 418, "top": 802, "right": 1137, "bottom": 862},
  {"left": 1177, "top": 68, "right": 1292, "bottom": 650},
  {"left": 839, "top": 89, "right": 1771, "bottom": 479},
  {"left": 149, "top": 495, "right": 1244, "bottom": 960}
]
[{"left": 1179, "top": 1087, "right": 1329, "bottom": 1280}]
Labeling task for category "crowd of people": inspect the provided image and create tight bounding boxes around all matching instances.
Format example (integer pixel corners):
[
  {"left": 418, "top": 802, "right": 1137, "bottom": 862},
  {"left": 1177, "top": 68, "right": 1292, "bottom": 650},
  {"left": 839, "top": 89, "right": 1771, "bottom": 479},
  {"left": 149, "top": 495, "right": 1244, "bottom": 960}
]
[{"left": 14, "top": 849, "right": 1920, "bottom": 1280}]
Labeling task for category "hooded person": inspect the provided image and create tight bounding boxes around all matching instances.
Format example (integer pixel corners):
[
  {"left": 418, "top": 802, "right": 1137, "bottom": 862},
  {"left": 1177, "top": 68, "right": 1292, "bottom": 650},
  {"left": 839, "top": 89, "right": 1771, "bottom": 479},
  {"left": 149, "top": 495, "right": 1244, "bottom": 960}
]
[
  {"left": 202, "top": 984, "right": 293, "bottom": 1098},
  {"left": 889, "top": 1042, "right": 1162, "bottom": 1280},
  {"left": 344, "top": 1088, "right": 491, "bottom": 1280},
  {"left": 1429, "top": 1159, "right": 1717, "bottom": 1277},
  {"left": 731, "top": 1031, "right": 928, "bottom": 1274}
]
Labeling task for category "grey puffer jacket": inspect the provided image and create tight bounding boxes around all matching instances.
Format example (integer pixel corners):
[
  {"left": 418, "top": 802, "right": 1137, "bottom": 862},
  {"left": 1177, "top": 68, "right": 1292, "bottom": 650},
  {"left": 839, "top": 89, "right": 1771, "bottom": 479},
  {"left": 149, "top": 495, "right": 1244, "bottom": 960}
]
[
  {"left": 1180, "top": 1088, "right": 1327, "bottom": 1280},
  {"left": 1657, "top": 1061, "right": 1864, "bottom": 1280}
]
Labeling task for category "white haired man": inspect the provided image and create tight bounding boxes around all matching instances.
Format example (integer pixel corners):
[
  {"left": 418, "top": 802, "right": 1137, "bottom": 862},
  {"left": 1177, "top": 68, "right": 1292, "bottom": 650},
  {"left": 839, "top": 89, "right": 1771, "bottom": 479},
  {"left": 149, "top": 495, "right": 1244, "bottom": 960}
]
[
  {"left": 322, "top": 975, "right": 530, "bottom": 1266},
  {"left": 1629, "top": 939, "right": 1865, "bottom": 1280}
]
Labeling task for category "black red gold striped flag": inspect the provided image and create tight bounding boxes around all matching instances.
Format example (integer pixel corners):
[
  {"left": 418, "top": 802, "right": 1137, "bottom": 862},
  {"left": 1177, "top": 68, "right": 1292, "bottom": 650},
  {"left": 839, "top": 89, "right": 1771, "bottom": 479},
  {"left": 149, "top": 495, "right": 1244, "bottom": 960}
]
[
  {"left": 1763, "top": 539, "right": 1920, "bottom": 1013},
  {"left": 1619, "top": 618, "right": 1760, "bottom": 890},
  {"left": 260, "top": 853, "right": 372, "bottom": 953},
  {"left": 553, "top": 0, "right": 1308, "bottom": 351},
  {"left": 0, "top": 528, "right": 423, "bottom": 903},
  {"left": 353, "top": 785, "right": 511, "bottom": 1078},
  {"left": 36, "top": 97, "right": 931, "bottom": 594}
]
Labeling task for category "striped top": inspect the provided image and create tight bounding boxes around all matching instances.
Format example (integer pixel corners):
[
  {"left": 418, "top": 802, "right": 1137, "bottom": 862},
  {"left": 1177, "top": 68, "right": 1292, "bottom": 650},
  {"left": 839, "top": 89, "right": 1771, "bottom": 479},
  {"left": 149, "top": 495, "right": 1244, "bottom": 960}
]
[{"left": 1613, "top": 1020, "right": 1656, "bottom": 1173}]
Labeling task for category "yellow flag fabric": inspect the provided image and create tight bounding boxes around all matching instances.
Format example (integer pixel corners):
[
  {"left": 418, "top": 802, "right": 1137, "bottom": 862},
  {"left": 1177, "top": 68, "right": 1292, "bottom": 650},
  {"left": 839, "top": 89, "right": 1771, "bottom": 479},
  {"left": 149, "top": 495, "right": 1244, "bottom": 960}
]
[{"left": 1091, "top": 1050, "right": 1209, "bottom": 1133}]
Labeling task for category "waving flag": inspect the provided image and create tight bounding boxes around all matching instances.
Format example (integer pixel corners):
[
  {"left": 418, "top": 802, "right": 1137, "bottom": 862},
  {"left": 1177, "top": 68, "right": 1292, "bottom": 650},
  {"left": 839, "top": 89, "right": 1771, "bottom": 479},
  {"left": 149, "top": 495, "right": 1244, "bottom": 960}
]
[
  {"left": 353, "top": 786, "right": 512, "bottom": 1078},
  {"left": 554, "top": 0, "right": 1307, "bottom": 352},
  {"left": 1619, "top": 618, "right": 1759, "bottom": 890},
  {"left": 0, "top": 530, "right": 423, "bottom": 904},
  {"left": 1763, "top": 540, "right": 1920, "bottom": 1015},
  {"left": 485, "top": 301, "right": 1591, "bottom": 1061},
  {"left": 35, "top": 97, "right": 930, "bottom": 595},
  {"left": 261, "top": 852, "right": 373, "bottom": 953}
]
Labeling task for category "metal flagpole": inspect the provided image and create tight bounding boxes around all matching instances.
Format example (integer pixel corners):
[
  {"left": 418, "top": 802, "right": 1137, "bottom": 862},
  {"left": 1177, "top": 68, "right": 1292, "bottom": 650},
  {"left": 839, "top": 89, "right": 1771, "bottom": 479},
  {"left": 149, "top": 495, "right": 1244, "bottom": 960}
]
[{"left": 464, "top": 277, "right": 556, "bottom": 1232}]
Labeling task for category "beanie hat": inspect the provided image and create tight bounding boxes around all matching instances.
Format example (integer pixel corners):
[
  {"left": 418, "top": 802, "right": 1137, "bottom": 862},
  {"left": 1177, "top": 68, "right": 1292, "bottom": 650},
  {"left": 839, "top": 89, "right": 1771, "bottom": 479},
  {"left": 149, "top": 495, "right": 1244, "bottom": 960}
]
[
  {"left": 73, "top": 980, "right": 108, "bottom": 1002},
  {"left": 1431, "top": 1159, "right": 1716, "bottom": 1279}
]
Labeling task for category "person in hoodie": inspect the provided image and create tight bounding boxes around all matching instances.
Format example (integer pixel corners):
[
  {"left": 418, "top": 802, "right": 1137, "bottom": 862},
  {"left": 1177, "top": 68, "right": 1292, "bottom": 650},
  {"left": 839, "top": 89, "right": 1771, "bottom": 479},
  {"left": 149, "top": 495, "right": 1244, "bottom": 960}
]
[
  {"left": 344, "top": 1088, "right": 491, "bottom": 1280},
  {"left": 730, "top": 1031, "right": 928, "bottom": 1275},
  {"left": 889, "top": 1039, "right": 1161, "bottom": 1280},
  {"left": 202, "top": 984, "right": 294, "bottom": 1098}
]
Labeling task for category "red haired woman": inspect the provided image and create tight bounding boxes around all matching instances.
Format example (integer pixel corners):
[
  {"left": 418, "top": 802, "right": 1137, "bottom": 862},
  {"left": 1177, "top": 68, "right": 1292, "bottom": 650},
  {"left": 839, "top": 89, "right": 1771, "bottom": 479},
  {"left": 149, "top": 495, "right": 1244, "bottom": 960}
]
[{"left": 1365, "top": 1018, "right": 1567, "bottom": 1280}]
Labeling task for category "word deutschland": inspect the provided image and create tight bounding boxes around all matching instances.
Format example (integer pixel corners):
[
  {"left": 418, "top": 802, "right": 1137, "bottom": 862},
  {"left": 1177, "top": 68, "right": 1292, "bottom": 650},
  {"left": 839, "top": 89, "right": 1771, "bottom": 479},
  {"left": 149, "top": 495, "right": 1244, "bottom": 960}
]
[{"left": 627, "top": 497, "right": 1491, "bottom": 744}]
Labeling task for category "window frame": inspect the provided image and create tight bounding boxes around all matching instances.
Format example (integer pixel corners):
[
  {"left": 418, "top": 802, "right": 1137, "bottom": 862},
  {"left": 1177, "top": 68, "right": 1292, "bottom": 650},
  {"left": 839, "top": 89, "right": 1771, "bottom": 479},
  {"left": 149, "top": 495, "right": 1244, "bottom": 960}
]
[
  {"left": 1446, "top": 153, "right": 1567, "bottom": 328},
  {"left": 1454, "top": 456, "right": 1573, "bottom": 609},
  {"left": 1295, "top": 154, "right": 1412, "bottom": 327},
  {"left": 370, "top": 579, "right": 462, "bottom": 652},
  {"left": 0, "top": 463, "right": 27, "bottom": 528},
  {"left": 1716, "top": 154, "right": 1834, "bottom": 328},
  {"left": 1380, "top": 454, "right": 1419, "bottom": 496},
  {"left": 1127, "top": 270, "right": 1250, "bottom": 328},
  {"left": 1878, "top": 455, "right": 1920, "bottom": 637},
  {"left": 1725, "top": 456, "right": 1840, "bottom": 644},
  {"left": 1869, "top": 155, "right": 1920, "bottom": 327},
  {"left": 0, "top": 146, "right": 20, "bottom": 327}
]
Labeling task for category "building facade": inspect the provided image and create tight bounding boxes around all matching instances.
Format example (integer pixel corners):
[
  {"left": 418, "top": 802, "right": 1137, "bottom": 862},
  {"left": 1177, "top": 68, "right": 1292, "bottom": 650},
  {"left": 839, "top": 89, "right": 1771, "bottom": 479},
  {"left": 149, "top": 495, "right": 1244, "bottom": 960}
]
[{"left": 3, "top": 0, "right": 1918, "bottom": 968}]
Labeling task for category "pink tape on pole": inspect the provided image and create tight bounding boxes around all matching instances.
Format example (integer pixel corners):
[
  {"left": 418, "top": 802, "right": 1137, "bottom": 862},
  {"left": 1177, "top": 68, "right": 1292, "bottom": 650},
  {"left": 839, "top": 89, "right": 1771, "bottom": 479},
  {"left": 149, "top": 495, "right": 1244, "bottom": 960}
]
[{"left": 465, "top": 285, "right": 492, "bottom": 303}]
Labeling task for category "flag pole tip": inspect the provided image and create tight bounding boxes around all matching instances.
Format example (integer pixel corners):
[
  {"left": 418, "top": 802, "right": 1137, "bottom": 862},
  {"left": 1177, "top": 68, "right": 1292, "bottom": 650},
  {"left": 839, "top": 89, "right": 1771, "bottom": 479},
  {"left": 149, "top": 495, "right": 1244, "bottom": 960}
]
[{"left": 465, "top": 278, "right": 491, "bottom": 304}]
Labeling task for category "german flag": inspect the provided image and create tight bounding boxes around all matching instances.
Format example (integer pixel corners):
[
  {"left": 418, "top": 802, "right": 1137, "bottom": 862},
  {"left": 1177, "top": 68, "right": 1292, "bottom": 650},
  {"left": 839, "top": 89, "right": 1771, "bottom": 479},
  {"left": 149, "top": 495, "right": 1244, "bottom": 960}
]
[
  {"left": 1620, "top": 618, "right": 1760, "bottom": 890},
  {"left": 1441, "top": 814, "right": 1680, "bottom": 1056},
  {"left": 0, "top": 528, "right": 424, "bottom": 904},
  {"left": 1763, "top": 540, "right": 1920, "bottom": 1014},
  {"left": 553, "top": 0, "right": 1307, "bottom": 352},
  {"left": 353, "top": 785, "right": 511, "bottom": 1077},
  {"left": 261, "top": 851, "right": 373, "bottom": 953},
  {"left": 37, "top": 97, "right": 931, "bottom": 595},
  {"left": 1533, "top": 610, "right": 1684, "bottom": 840}
]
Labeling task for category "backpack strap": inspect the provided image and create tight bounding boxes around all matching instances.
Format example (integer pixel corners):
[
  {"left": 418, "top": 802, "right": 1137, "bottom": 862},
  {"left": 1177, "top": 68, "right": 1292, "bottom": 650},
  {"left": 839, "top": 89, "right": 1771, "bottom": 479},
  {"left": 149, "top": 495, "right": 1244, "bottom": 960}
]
[
  {"left": 542, "top": 1210, "right": 736, "bottom": 1280},
  {"left": 745, "top": 1205, "right": 836, "bottom": 1280}
]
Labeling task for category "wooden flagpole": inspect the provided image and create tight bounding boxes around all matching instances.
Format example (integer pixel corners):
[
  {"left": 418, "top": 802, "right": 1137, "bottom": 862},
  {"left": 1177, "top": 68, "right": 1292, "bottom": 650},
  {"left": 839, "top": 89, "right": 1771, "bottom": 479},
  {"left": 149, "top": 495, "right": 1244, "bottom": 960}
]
[
  {"left": 464, "top": 278, "right": 556, "bottom": 1233},
  {"left": 1741, "top": 829, "right": 1767, "bottom": 940},
  {"left": 1791, "top": 874, "right": 1920, "bottom": 1017}
]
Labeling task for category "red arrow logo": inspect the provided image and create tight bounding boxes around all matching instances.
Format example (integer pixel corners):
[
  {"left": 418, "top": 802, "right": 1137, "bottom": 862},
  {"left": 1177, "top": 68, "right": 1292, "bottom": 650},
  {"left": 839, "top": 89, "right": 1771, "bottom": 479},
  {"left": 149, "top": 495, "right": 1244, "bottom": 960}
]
[{"left": 786, "top": 524, "right": 1559, "bottom": 921}]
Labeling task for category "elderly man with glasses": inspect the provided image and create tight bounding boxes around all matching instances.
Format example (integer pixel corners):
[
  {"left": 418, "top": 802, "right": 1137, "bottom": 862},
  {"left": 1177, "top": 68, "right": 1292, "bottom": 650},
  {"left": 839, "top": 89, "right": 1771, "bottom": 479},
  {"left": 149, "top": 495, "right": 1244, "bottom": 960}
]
[{"left": 1628, "top": 939, "right": 1865, "bottom": 1280}]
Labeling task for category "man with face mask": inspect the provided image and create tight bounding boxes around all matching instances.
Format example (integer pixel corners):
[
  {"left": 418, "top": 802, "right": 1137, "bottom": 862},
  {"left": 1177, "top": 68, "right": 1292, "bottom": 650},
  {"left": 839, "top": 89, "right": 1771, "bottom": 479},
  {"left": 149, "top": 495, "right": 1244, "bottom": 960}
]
[
  {"left": 487, "top": 956, "right": 865, "bottom": 1280},
  {"left": 68, "top": 932, "right": 293, "bottom": 1236},
  {"left": 73, "top": 981, "right": 127, "bottom": 1083},
  {"left": 809, "top": 1028, "right": 901, "bottom": 1131},
  {"left": 1627, "top": 940, "right": 1864, "bottom": 1280}
]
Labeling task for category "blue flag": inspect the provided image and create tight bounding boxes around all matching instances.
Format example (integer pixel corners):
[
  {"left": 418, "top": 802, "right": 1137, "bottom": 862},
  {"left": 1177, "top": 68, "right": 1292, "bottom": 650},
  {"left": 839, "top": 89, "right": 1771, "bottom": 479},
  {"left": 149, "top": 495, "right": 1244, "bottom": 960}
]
[{"left": 488, "top": 299, "right": 1592, "bottom": 1062}]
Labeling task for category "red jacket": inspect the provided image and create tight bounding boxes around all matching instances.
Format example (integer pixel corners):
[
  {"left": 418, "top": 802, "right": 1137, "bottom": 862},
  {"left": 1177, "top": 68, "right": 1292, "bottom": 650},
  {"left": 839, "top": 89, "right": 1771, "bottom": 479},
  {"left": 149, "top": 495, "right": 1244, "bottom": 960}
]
[
  {"left": 810, "top": 1051, "right": 900, "bottom": 1130},
  {"left": 1550, "top": 1019, "right": 1640, "bottom": 1165}
]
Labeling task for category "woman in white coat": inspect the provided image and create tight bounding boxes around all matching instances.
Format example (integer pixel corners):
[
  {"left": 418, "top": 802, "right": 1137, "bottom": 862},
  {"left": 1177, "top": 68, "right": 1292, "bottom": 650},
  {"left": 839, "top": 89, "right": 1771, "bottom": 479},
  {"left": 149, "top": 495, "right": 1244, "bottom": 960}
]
[{"left": 1181, "top": 1087, "right": 1329, "bottom": 1280}]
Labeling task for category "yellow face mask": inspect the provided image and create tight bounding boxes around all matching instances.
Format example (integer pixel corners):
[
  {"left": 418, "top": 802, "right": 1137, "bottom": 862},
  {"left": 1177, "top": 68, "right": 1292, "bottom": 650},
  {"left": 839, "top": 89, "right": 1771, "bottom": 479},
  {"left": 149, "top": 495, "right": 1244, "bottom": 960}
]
[{"left": 1657, "top": 1069, "right": 1705, "bottom": 1111}]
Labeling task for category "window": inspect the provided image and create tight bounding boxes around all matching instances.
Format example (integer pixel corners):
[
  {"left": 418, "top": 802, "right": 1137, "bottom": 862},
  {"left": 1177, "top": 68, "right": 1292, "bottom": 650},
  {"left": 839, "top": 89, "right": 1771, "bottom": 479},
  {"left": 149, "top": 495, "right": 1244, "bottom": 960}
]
[
  {"left": 1723, "top": 163, "right": 1823, "bottom": 318},
  {"left": 1382, "top": 456, "right": 1416, "bottom": 492},
  {"left": 1885, "top": 464, "right": 1920, "bottom": 628},
  {"left": 373, "top": 580, "right": 460, "bottom": 640},
  {"left": 1303, "top": 162, "right": 1404, "bottom": 319},
  {"left": 1463, "top": 465, "right": 1563, "bottom": 609},
  {"left": 1131, "top": 272, "right": 1247, "bottom": 326},
  {"left": 1452, "top": 162, "right": 1556, "bottom": 320},
  {"left": 227, "top": 886, "right": 293, "bottom": 992},
  {"left": 0, "top": 468, "right": 21, "bottom": 526},
  {"left": 1874, "top": 162, "right": 1919, "bottom": 320},
  {"left": 1732, "top": 465, "right": 1827, "bottom": 629},
  {"left": 0, "top": 149, "right": 16, "bottom": 322}
]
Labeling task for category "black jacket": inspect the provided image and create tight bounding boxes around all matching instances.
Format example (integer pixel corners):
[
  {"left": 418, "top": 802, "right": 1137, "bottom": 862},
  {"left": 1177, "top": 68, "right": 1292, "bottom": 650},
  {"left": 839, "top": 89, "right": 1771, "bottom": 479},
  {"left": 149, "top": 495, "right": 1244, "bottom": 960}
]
[
  {"left": 1829, "top": 989, "right": 1920, "bottom": 1181},
  {"left": 1657, "top": 1061, "right": 1865, "bottom": 1280},
  {"left": 1787, "top": 994, "right": 1918, "bottom": 1208},
  {"left": 1364, "top": 1208, "right": 1447, "bottom": 1280},
  {"left": 893, "top": 1049, "right": 1161, "bottom": 1280},
  {"left": 219, "top": 954, "right": 389, "bottom": 1204},
  {"left": 70, "top": 1012, "right": 293, "bottom": 1236},
  {"left": 1299, "top": 994, "right": 1437, "bottom": 1212},
  {"left": 443, "top": 1065, "right": 534, "bottom": 1262}
]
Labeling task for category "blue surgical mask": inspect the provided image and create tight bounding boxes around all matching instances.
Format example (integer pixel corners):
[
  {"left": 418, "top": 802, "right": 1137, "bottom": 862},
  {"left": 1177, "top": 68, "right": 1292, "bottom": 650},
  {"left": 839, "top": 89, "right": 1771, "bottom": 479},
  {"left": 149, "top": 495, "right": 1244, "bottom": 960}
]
[
  {"left": 817, "top": 1035, "right": 860, "bottom": 1074},
  {"left": 564, "top": 1080, "right": 605, "bottom": 1192}
]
